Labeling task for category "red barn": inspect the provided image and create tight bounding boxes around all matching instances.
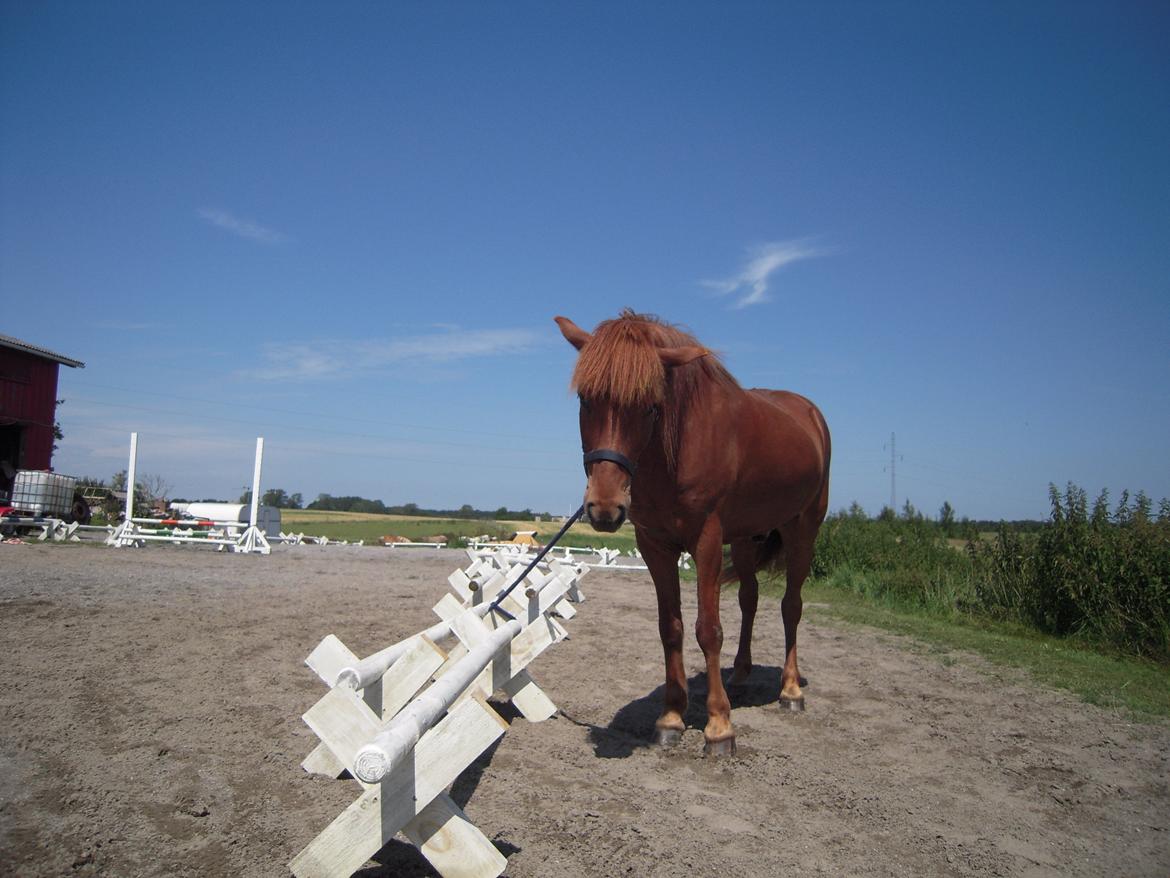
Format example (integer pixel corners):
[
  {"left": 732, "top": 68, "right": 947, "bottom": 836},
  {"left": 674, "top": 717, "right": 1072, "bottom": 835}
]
[{"left": 0, "top": 333, "right": 85, "bottom": 498}]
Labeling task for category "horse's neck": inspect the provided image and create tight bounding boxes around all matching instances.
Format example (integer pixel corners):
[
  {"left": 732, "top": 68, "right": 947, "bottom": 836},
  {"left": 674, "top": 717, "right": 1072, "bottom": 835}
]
[{"left": 651, "top": 375, "right": 742, "bottom": 479}]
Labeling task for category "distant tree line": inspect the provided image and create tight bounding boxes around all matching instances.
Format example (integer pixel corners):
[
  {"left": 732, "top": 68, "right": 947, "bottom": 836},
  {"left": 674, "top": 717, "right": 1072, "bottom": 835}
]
[{"left": 306, "top": 494, "right": 546, "bottom": 520}]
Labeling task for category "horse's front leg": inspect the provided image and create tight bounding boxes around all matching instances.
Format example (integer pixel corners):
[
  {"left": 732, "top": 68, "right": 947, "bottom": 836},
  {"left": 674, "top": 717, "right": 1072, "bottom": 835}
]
[
  {"left": 638, "top": 536, "right": 688, "bottom": 746},
  {"left": 693, "top": 518, "right": 735, "bottom": 756}
]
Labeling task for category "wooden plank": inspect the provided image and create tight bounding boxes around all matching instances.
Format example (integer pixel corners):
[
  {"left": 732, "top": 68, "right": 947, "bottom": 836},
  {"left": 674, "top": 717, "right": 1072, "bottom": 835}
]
[
  {"left": 406, "top": 792, "right": 507, "bottom": 878},
  {"left": 502, "top": 669, "right": 557, "bottom": 722},
  {"left": 302, "top": 684, "right": 381, "bottom": 772},
  {"left": 378, "top": 635, "right": 448, "bottom": 721},
  {"left": 447, "top": 612, "right": 558, "bottom": 707},
  {"left": 301, "top": 742, "right": 346, "bottom": 778},
  {"left": 305, "top": 634, "right": 359, "bottom": 686},
  {"left": 290, "top": 695, "right": 509, "bottom": 878},
  {"left": 432, "top": 591, "right": 466, "bottom": 622}
]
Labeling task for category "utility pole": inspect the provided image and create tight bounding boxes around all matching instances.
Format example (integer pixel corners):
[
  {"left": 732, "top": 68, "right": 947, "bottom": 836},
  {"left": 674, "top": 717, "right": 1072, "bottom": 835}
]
[
  {"left": 883, "top": 432, "right": 900, "bottom": 513},
  {"left": 890, "top": 432, "right": 896, "bottom": 511}
]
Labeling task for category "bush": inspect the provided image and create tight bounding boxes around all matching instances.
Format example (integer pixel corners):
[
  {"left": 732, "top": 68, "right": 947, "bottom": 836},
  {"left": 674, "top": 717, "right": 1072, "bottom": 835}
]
[
  {"left": 971, "top": 485, "right": 1170, "bottom": 660},
  {"left": 811, "top": 508, "right": 973, "bottom": 612},
  {"left": 808, "top": 485, "right": 1170, "bottom": 662}
]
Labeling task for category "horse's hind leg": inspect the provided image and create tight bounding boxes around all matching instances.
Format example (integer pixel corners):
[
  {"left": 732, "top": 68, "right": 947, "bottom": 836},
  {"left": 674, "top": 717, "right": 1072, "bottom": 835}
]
[
  {"left": 729, "top": 540, "right": 759, "bottom": 685},
  {"left": 777, "top": 519, "right": 816, "bottom": 710}
]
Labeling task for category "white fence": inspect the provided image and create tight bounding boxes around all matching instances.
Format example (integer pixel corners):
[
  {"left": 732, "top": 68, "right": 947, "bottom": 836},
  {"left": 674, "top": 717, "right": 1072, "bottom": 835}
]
[{"left": 292, "top": 549, "right": 588, "bottom": 877}]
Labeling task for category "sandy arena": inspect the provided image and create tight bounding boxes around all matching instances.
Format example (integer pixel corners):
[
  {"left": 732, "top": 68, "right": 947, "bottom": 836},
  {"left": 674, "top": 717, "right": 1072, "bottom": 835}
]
[{"left": 0, "top": 542, "right": 1167, "bottom": 877}]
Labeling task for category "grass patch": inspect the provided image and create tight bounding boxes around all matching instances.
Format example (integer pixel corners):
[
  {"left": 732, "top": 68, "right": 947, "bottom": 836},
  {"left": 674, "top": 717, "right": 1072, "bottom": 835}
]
[
  {"left": 277, "top": 510, "right": 640, "bottom": 551},
  {"left": 787, "top": 577, "right": 1170, "bottom": 721}
]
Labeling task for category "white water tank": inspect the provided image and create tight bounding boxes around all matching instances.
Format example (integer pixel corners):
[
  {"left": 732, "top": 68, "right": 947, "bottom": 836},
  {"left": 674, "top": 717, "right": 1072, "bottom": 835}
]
[{"left": 182, "top": 503, "right": 281, "bottom": 537}]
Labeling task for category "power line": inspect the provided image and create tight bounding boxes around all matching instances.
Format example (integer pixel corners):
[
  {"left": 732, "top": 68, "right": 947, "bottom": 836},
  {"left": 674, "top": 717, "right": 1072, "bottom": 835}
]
[
  {"left": 883, "top": 432, "right": 902, "bottom": 511},
  {"left": 63, "top": 396, "right": 568, "bottom": 457},
  {"left": 65, "top": 378, "right": 567, "bottom": 443}
]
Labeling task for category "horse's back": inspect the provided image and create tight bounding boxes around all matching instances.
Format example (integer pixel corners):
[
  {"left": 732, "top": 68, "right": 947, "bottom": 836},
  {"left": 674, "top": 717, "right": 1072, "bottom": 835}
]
[{"left": 748, "top": 389, "right": 830, "bottom": 472}]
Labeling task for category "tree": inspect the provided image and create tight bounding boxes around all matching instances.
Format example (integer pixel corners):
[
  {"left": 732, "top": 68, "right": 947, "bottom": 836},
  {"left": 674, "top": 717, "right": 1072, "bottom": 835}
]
[
  {"left": 252, "top": 488, "right": 303, "bottom": 508},
  {"left": 110, "top": 468, "right": 168, "bottom": 513},
  {"left": 938, "top": 501, "right": 956, "bottom": 536},
  {"left": 53, "top": 398, "right": 65, "bottom": 454},
  {"left": 139, "top": 473, "right": 172, "bottom": 508}
]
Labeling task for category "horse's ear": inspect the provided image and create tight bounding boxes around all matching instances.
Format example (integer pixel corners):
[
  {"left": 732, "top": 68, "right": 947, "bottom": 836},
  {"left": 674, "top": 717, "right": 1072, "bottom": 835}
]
[
  {"left": 554, "top": 316, "right": 591, "bottom": 351},
  {"left": 658, "top": 345, "right": 709, "bottom": 368}
]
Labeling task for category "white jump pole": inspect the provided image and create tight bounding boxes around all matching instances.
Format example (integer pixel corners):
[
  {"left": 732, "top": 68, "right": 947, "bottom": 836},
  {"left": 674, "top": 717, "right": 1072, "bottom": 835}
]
[
  {"left": 335, "top": 602, "right": 494, "bottom": 691},
  {"left": 249, "top": 437, "right": 263, "bottom": 529},
  {"left": 235, "top": 437, "right": 271, "bottom": 555},
  {"left": 108, "top": 433, "right": 141, "bottom": 547},
  {"left": 125, "top": 432, "right": 138, "bottom": 524},
  {"left": 352, "top": 615, "right": 522, "bottom": 783}
]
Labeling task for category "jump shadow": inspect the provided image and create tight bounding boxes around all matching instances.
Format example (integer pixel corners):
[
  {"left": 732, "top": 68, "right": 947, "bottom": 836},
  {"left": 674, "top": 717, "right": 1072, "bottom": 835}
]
[
  {"left": 569, "top": 664, "right": 794, "bottom": 759},
  {"left": 353, "top": 736, "right": 520, "bottom": 877}
]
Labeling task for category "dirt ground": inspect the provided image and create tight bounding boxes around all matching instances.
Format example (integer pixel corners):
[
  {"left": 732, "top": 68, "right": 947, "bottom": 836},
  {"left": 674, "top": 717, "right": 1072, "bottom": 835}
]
[{"left": 1, "top": 542, "right": 1167, "bottom": 877}]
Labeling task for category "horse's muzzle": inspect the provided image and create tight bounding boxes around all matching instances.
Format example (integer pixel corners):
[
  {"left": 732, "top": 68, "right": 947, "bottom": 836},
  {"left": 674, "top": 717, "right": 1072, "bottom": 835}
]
[{"left": 585, "top": 502, "right": 627, "bottom": 533}]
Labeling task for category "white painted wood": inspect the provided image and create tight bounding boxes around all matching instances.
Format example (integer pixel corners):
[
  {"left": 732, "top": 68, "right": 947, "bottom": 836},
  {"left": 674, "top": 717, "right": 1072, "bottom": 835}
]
[
  {"left": 406, "top": 793, "right": 507, "bottom": 878},
  {"left": 305, "top": 634, "right": 359, "bottom": 686},
  {"left": 448, "top": 611, "right": 560, "bottom": 709},
  {"left": 336, "top": 604, "right": 491, "bottom": 691},
  {"left": 353, "top": 617, "right": 521, "bottom": 783},
  {"left": 301, "top": 742, "right": 346, "bottom": 778},
  {"left": 302, "top": 684, "right": 381, "bottom": 772},
  {"left": 378, "top": 635, "right": 448, "bottom": 722},
  {"left": 432, "top": 591, "right": 466, "bottom": 622},
  {"left": 501, "top": 669, "right": 558, "bottom": 722},
  {"left": 290, "top": 695, "right": 508, "bottom": 878}
]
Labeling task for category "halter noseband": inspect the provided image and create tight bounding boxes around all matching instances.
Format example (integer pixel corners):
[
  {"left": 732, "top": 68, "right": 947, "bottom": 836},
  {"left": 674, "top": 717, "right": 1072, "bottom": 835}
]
[{"left": 583, "top": 448, "right": 637, "bottom": 476}]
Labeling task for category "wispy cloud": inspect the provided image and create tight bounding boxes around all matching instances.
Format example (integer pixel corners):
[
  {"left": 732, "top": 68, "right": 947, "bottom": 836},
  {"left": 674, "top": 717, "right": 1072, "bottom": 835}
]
[
  {"left": 197, "top": 208, "right": 287, "bottom": 244},
  {"left": 248, "top": 327, "right": 541, "bottom": 381},
  {"left": 94, "top": 320, "right": 158, "bottom": 331},
  {"left": 702, "top": 239, "right": 825, "bottom": 308}
]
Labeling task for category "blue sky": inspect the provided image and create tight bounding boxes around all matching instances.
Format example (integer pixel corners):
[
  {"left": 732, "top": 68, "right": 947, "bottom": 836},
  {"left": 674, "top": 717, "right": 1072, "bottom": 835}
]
[{"left": 2, "top": 2, "right": 1167, "bottom": 520}]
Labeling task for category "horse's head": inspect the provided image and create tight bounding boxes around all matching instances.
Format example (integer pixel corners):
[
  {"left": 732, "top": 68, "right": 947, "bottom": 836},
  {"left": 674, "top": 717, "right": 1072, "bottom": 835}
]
[{"left": 555, "top": 312, "right": 708, "bottom": 532}]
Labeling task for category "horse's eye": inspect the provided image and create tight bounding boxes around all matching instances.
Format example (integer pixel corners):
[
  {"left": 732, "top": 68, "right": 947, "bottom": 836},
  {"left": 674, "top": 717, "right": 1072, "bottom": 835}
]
[
  {"left": 578, "top": 394, "right": 591, "bottom": 412},
  {"left": 648, "top": 404, "right": 660, "bottom": 418}
]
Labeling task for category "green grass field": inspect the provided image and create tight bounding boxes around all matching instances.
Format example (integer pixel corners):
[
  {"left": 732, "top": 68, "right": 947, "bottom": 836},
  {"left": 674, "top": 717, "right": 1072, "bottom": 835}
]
[
  {"left": 792, "top": 578, "right": 1170, "bottom": 720},
  {"left": 277, "top": 509, "right": 640, "bottom": 550}
]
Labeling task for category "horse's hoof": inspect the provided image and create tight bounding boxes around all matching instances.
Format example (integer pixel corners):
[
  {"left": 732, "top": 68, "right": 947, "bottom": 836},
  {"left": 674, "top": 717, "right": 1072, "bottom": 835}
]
[
  {"left": 703, "top": 736, "right": 737, "bottom": 758},
  {"left": 779, "top": 695, "right": 806, "bottom": 712},
  {"left": 654, "top": 727, "right": 683, "bottom": 747}
]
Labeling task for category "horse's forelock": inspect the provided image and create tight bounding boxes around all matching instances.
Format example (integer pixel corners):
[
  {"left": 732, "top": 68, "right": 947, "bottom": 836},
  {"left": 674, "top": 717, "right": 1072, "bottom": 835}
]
[{"left": 571, "top": 316, "right": 669, "bottom": 406}]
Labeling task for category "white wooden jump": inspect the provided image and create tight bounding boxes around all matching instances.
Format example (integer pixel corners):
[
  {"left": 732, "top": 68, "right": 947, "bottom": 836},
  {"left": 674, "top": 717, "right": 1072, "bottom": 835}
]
[
  {"left": 109, "top": 433, "right": 272, "bottom": 554},
  {"left": 292, "top": 551, "right": 588, "bottom": 878}
]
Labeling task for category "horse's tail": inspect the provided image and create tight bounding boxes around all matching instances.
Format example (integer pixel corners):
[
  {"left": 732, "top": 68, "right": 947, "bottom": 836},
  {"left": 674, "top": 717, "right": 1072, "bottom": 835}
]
[{"left": 718, "top": 529, "right": 785, "bottom": 585}]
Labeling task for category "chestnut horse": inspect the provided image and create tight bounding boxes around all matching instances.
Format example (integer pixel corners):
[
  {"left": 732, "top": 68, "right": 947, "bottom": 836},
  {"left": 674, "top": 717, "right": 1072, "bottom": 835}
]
[{"left": 556, "top": 310, "right": 831, "bottom": 756}]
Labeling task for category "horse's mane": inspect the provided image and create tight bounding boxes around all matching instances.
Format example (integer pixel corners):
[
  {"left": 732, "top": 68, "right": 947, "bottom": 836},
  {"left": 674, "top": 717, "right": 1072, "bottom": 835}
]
[{"left": 570, "top": 309, "right": 740, "bottom": 469}]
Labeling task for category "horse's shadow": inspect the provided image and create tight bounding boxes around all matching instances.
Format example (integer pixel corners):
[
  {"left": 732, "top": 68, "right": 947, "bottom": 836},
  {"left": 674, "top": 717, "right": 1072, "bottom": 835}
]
[
  {"left": 565, "top": 664, "right": 790, "bottom": 759},
  {"left": 348, "top": 666, "right": 799, "bottom": 873}
]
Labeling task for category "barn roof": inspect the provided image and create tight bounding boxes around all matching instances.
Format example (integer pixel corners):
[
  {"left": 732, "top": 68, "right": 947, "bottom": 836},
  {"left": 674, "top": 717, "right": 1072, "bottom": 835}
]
[{"left": 0, "top": 333, "right": 85, "bottom": 368}]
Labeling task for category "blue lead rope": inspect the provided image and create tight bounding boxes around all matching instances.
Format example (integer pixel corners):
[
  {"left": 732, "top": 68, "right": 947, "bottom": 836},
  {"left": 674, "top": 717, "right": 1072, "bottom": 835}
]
[{"left": 487, "top": 504, "right": 585, "bottom": 618}]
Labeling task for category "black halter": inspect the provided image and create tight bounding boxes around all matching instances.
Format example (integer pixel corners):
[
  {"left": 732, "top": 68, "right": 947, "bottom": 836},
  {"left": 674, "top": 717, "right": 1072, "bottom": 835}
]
[{"left": 583, "top": 448, "right": 637, "bottom": 476}]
